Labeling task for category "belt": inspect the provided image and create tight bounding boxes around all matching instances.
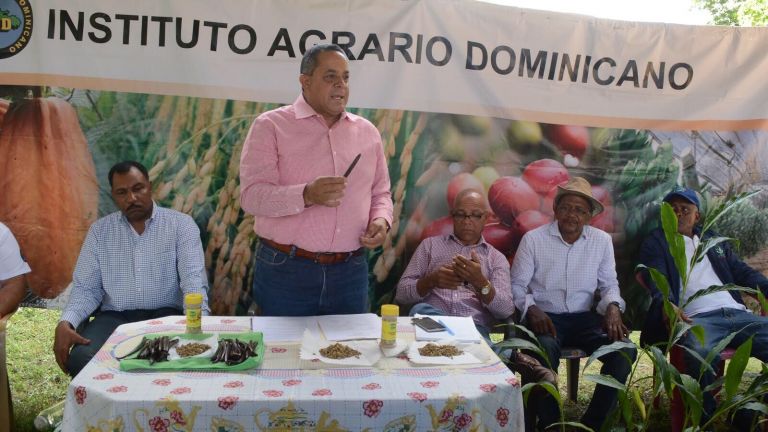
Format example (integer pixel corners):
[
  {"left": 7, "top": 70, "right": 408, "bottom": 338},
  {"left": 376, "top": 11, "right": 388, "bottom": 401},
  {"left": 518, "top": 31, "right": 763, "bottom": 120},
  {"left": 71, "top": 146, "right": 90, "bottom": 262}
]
[{"left": 261, "top": 238, "right": 364, "bottom": 265}]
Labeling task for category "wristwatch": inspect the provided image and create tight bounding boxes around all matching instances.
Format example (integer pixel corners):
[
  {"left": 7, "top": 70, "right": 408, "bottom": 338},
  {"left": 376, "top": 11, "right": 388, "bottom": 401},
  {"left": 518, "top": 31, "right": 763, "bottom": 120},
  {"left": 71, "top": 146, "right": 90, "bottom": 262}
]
[
  {"left": 609, "top": 301, "right": 623, "bottom": 312},
  {"left": 479, "top": 283, "right": 491, "bottom": 296}
]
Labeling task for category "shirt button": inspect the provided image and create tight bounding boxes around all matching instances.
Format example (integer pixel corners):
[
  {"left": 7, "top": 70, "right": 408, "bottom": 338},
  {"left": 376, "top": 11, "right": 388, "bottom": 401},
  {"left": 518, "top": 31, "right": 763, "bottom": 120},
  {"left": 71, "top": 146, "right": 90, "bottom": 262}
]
[{"left": 336, "top": 229, "right": 341, "bottom": 233}]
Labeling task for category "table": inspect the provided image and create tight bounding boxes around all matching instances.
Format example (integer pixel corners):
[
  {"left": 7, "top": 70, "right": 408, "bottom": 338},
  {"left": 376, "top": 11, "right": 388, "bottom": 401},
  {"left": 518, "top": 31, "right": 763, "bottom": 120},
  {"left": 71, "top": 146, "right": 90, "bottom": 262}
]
[{"left": 62, "top": 316, "right": 524, "bottom": 431}]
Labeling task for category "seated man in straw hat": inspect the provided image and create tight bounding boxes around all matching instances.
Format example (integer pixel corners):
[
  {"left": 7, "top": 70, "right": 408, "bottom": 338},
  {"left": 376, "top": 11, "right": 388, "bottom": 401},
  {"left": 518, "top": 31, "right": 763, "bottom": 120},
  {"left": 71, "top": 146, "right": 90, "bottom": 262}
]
[{"left": 511, "top": 177, "right": 637, "bottom": 431}]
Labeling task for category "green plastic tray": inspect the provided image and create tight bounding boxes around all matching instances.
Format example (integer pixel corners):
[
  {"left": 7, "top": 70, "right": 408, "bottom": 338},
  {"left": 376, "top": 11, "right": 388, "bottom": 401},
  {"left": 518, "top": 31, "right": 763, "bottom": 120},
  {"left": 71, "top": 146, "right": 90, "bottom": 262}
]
[{"left": 119, "top": 332, "right": 264, "bottom": 372}]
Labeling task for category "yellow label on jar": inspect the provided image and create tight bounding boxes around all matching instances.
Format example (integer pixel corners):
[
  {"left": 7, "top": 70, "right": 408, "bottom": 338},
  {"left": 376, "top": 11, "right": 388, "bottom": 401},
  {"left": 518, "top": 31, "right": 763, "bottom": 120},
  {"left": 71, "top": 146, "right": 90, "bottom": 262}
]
[
  {"left": 381, "top": 320, "right": 397, "bottom": 346},
  {"left": 186, "top": 309, "right": 202, "bottom": 333}
]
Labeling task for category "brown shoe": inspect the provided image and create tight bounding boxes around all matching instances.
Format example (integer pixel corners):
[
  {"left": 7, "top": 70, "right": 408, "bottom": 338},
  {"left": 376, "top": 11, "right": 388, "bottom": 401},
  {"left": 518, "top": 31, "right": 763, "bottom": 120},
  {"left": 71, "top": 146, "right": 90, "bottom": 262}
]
[{"left": 510, "top": 352, "right": 557, "bottom": 385}]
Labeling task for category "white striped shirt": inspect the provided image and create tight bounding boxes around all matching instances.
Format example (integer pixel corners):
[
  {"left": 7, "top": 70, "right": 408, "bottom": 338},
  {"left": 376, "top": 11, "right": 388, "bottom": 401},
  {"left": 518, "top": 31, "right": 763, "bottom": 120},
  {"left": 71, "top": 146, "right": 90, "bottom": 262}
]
[
  {"left": 510, "top": 222, "right": 624, "bottom": 318},
  {"left": 60, "top": 205, "right": 209, "bottom": 327}
]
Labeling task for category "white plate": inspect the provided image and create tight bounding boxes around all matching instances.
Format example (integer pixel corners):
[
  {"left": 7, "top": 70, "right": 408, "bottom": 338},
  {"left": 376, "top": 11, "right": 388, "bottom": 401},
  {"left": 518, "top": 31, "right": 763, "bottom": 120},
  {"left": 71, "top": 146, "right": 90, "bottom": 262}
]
[
  {"left": 299, "top": 330, "right": 382, "bottom": 366},
  {"left": 407, "top": 340, "right": 484, "bottom": 365}
]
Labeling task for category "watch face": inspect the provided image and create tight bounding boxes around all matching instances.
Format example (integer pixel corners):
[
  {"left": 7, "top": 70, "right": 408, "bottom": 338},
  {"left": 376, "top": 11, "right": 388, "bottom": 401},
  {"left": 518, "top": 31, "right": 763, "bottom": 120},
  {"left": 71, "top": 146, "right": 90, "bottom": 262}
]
[{"left": 480, "top": 286, "right": 490, "bottom": 295}]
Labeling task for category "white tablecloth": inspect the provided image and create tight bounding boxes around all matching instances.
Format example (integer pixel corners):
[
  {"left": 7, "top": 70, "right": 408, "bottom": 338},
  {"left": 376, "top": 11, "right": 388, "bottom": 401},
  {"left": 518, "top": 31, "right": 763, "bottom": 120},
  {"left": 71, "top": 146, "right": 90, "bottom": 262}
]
[{"left": 62, "top": 316, "right": 524, "bottom": 431}]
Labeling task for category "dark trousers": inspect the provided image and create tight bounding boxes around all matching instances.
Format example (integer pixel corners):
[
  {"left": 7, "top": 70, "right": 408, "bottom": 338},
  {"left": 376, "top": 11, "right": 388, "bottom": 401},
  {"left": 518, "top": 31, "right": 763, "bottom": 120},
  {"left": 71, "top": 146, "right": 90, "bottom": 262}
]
[
  {"left": 66, "top": 307, "right": 182, "bottom": 377},
  {"left": 527, "top": 311, "right": 637, "bottom": 431},
  {"left": 252, "top": 241, "right": 369, "bottom": 316}
]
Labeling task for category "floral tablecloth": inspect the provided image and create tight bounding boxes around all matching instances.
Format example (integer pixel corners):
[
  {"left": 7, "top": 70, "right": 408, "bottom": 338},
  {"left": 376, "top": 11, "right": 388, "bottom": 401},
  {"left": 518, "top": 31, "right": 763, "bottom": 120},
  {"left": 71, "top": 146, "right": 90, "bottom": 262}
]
[{"left": 62, "top": 316, "right": 523, "bottom": 431}]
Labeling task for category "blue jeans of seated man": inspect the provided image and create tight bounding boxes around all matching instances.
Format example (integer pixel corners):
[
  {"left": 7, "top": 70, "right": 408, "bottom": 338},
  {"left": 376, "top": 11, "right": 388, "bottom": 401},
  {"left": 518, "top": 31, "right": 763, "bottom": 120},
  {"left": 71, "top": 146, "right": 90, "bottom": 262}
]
[
  {"left": 528, "top": 311, "right": 637, "bottom": 431},
  {"left": 680, "top": 307, "right": 768, "bottom": 427},
  {"left": 67, "top": 307, "right": 182, "bottom": 378},
  {"left": 408, "top": 303, "right": 494, "bottom": 347},
  {"left": 252, "top": 240, "right": 369, "bottom": 316}
]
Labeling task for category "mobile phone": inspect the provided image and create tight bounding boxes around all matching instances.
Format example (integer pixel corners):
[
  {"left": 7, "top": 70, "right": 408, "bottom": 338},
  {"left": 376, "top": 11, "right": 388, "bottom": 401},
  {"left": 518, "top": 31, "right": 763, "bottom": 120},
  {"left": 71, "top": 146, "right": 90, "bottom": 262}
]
[
  {"left": 412, "top": 317, "right": 447, "bottom": 333},
  {"left": 343, "top": 153, "right": 362, "bottom": 177}
]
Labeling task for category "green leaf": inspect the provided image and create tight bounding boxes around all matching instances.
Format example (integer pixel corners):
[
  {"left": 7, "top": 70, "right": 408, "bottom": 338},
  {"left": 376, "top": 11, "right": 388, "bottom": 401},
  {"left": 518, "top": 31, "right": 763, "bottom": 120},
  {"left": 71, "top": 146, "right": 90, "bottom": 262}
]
[
  {"left": 724, "top": 337, "right": 752, "bottom": 399},
  {"left": 583, "top": 340, "right": 636, "bottom": 371},
  {"left": 661, "top": 202, "right": 688, "bottom": 284},
  {"left": 494, "top": 337, "right": 548, "bottom": 362},
  {"left": 701, "top": 191, "right": 759, "bottom": 234},
  {"left": 550, "top": 421, "right": 594, "bottom": 432},
  {"left": 636, "top": 264, "right": 672, "bottom": 300},
  {"left": 677, "top": 373, "right": 704, "bottom": 427},
  {"left": 583, "top": 373, "right": 626, "bottom": 391},
  {"left": 684, "top": 284, "right": 758, "bottom": 307},
  {"left": 688, "top": 325, "right": 706, "bottom": 347}
]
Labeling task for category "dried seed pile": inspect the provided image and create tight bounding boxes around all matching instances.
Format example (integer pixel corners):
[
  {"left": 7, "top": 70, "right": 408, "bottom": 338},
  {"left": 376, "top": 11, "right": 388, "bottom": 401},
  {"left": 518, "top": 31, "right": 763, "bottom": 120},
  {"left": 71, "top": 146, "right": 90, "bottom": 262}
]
[
  {"left": 176, "top": 342, "right": 211, "bottom": 358},
  {"left": 418, "top": 343, "right": 463, "bottom": 358},
  {"left": 117, "top": 336, "right": 179, "bottom": 364},
  {"left": 212, "top": 338, "right": 258, "bottom": 365},
  {"left": 319, "top": 343, "right": 361, "bottom": 359}
]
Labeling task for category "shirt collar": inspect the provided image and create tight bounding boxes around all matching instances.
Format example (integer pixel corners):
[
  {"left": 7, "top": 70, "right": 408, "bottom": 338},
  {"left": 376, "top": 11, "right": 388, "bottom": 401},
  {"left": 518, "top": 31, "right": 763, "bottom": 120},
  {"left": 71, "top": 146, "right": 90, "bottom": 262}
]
[
  {"left": 293, "top": 93, "right": 353, "bottom": 122},
  {"left": 120, "top": 201, "right": 158, "bottom": 225},
  {"left": 447, "top": 233, "right": 489, "bottom": 250},
  {"left": 547, "top": 221, "right": 588, "bottom": 241}
]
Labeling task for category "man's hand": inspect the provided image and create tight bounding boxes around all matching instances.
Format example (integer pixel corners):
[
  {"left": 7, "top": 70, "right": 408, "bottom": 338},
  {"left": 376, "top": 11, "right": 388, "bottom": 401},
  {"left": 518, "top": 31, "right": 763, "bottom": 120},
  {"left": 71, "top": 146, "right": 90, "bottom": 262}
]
[
  {"left": 430, "top": 265, "right": 464, "bottom": 289},
  {"left": 416, "top": 264, "right": 463, "bottom": 296},
  {"left": 662, "top": 303, "right": 692, "bottom": 330},
  {"left": 360, "top": 218, "right": 389, "bottom": 249},
  {"left": 53, "top": 321, "right": 90, "bottom": 374},
  {"left": 303, "top": 176, "right": 346, "bottom": 207},
  {"left": 527, "top": 305, "right": 557, "bottom": 337},
  {"left": 452, "top": 250, "right": 486, "bottom": 289},
  {"left": 603, "top": 303, "right": 630, "bottom": 341}
]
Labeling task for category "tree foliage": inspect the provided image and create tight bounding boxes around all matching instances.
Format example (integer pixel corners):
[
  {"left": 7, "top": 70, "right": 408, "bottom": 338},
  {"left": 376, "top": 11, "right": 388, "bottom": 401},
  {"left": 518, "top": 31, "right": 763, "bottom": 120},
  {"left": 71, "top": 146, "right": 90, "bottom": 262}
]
[{"left": 693, "top": 0, "right": 768, "bottom": 26}]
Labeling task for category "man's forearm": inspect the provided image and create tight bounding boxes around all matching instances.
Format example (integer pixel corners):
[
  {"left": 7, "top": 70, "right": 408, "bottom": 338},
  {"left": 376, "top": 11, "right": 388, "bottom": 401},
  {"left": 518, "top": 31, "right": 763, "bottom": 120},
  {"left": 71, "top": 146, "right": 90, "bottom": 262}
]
[{"left": 0, "top": 275, "right": 27, "bottom": 317}]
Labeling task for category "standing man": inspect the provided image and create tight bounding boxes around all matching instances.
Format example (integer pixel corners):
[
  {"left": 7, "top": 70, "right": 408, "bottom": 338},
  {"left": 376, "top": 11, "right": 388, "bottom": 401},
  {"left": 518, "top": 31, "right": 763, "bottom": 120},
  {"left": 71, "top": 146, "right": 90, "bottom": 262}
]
[
  {"left": 240, "top": 44, "right": 393, "bottom": 316},
  {"left": 511, "top": 177, "right": 636, "bottom": 431},
  {"left": 639, "top": 187, "right": 768, "bottom": 429},
  {"left": 1, "top": 222, "right": 31, "bottom": 432},
  {"left": 54, "top": 161, "right": 209, "bottom": 377},
  {"left": 396, "top": 189, "right": 556, "bottom": 385}
]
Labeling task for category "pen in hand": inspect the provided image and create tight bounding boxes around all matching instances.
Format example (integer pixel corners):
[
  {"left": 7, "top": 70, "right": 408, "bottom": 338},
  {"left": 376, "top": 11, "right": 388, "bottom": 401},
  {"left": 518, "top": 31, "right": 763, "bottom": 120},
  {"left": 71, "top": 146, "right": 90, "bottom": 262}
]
[{"left": 343, "top": 154, "right": 362, "bottom": 178}]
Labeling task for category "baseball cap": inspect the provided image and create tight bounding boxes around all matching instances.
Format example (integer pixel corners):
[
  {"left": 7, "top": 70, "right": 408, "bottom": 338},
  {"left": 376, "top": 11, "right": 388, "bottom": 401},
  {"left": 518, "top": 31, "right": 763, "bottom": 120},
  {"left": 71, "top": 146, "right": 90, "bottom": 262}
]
[{"left": 663, "top": 186, "right": 700, "bottom": 209}]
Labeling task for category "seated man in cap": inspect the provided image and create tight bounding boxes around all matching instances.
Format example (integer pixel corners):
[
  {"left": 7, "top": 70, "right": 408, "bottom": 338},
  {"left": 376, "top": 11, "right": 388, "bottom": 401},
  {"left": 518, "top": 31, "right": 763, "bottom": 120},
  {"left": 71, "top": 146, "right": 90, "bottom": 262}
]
[
  {"left": 639, "top": 186, "right": 768, "bottom": 429},
  {"left": 511, "top": 177, "right": 637, "bottom": 431},
  {"left": 396, "top": 189, "right": 556, "bottom": 385}
]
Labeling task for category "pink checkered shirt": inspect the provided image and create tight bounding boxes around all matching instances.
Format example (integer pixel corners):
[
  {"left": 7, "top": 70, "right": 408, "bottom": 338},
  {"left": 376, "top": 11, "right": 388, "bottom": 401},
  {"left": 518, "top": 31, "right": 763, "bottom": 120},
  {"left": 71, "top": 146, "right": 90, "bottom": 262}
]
[
  {"left": 395, "top": 234, "right": 515, "bottom": 329},
  {"left": 239, "top": 95, "right": 393, "bottom": 252}
]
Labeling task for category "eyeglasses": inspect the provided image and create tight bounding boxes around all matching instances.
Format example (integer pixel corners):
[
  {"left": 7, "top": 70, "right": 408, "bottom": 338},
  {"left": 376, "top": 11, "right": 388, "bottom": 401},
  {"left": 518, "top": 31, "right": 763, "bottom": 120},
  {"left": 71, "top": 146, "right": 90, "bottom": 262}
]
[
  {"left": 555, "top": 205, "right": 590, "bottom": 217},
  {"left": 451, "top": 212, "right": 485, "bottom": 221}
]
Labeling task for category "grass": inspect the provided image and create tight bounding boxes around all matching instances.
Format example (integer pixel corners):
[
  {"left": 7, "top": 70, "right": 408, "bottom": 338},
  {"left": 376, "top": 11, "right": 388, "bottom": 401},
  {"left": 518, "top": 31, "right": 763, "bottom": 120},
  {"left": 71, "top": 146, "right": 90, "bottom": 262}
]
[
  {"left": 6, "top": 308, "right": 69, "bottom": 432},
  {"left": 6, "top": 308, "right": 764, "bottom": 431}
]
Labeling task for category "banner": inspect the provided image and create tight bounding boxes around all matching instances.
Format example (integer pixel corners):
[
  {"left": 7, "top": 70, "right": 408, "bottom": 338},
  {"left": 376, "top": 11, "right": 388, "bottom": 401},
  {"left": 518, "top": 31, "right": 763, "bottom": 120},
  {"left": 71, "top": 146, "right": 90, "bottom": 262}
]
[
  {"left": 1, "top": 0, "right": 768, "bottom": 129},
  {"left": 1, "top": 0, "right": 767, "bottom": 326}
]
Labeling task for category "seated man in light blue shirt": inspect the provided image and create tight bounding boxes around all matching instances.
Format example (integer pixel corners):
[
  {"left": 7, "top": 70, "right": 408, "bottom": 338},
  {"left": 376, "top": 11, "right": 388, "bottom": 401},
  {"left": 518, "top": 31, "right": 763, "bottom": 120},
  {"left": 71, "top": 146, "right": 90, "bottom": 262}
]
[
  {"left": 511, "top": 177, "right": 636, "bottom": 431},
  {"left": 53, "top": 161, "right": 209, "bottom": 377}
]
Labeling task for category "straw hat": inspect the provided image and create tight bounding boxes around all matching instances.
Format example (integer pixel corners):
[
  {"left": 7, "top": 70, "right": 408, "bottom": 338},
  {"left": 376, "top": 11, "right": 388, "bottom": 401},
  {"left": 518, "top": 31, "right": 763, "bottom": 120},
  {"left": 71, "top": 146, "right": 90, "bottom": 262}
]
[{"left": 554, "top": 177, "right": 604, "bottom": 216}]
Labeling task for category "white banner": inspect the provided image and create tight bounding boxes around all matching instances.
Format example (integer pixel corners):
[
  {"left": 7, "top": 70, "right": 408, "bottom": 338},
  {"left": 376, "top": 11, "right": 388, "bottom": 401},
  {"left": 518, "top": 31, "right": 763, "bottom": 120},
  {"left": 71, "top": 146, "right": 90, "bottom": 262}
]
[{"left": 1, "top": 0, "right": 767, "bottom": 130}]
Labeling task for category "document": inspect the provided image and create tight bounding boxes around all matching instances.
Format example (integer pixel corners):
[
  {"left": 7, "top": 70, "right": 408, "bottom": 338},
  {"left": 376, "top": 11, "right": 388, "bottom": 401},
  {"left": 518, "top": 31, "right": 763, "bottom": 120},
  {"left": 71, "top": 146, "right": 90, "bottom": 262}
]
[
  {"left": 316, "top": 313, "right": 381, "bottom": 341},
  {"left": 251, "top": 316, "right": 320, "bottom": 343},
  {"left": 413, "top": 315, "right": 482, "bottom": 343}
]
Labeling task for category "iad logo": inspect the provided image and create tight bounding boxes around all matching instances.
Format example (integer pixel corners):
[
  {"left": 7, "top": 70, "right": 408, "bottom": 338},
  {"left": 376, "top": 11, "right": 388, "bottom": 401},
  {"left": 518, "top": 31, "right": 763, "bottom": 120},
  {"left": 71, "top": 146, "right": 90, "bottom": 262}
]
[{"left": 0, "top": 0, "right": 33, "bottom": 59}]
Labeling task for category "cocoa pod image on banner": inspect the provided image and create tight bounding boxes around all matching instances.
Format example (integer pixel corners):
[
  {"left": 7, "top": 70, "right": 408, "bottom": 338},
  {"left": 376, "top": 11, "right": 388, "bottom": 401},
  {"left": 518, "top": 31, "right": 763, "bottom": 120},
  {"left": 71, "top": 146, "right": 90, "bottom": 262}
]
[{"left": 0, "top": 97, "right": 99, "bottom": 298}]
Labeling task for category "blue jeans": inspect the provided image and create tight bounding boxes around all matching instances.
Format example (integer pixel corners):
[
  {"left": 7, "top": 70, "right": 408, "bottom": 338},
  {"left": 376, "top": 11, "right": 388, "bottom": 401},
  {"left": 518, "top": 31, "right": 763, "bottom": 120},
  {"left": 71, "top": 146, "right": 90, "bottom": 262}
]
[
  {"left": 680, "top": 308, "right": 768, "bottom": 424},
  {"left": 529, "top": 311, "right": 637, "bottom": 431},
  {"left": 252, "top": 240, "right": 369, "bottom": 316}
]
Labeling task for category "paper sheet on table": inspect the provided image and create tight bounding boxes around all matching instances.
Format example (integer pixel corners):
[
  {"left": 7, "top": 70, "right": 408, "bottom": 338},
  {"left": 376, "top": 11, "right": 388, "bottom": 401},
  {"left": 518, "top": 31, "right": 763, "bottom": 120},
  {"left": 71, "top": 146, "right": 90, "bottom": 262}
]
[
  {"left": 300, "top": 330, "right": 382, "bottom": 366},
  {"left": 251, "top": 316, "right": 321, "bottom": 343},
  {"left": 407, "top": 340, "right": 485, "bottom": 365},
  {"left": 412, "top": 314, "right": 483, "bottom": 343},
  {"left": 316, "top": 313, "right": 381, "bottom": 341}
]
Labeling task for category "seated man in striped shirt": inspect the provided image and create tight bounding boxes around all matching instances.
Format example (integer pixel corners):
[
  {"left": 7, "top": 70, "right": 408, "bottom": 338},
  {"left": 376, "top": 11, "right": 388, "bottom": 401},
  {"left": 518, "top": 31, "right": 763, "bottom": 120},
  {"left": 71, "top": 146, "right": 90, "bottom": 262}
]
[
  {"left": 53, "top": 161, "right": 210, "bottom": 377},
  {"left": 511, "top": 177, "right": 636, "bottom": 431},
  {"left": 396, "top": 189, "right": 555, "bottom": 384}
]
